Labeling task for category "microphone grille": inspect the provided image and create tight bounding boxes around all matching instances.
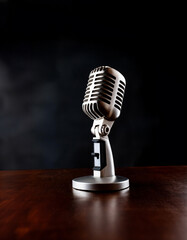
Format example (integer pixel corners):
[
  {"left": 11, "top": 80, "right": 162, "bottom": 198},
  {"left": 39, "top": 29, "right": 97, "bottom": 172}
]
[{"left": 82, "top": 66, "right": 126, "bottom": 120}]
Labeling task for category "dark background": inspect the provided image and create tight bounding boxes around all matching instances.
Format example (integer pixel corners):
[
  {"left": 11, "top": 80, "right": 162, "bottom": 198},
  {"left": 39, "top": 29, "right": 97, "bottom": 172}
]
[{"left": 0, "top": 1, "right": 185, "bottom": 170}]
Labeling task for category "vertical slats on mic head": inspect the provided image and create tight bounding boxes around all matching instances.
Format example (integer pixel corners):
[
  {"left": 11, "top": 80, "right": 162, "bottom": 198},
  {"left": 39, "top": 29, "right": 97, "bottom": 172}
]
[
  {"left": 90, "top": 103, "right": 98, "bottom": 119},
  {"left": 107, "top": 72, "right": 116, "bottom": 80},
  {"left": 117, "top": 91, "right": 123, "bottom": 99},
  {"left": 115, "top": 99, "right": 122, "bottom": 106},
  {"left": 119, "top": 83, "right": 125, "bottom": 91},
  {"left": 116, "top": 95, "right": 123, "bottom": 102},
  {"left": 90, "top": 103, "right": 97, "bottom": 118},
  {"left": 94, "top": 78, "right": 115, "bottom": 87},
  {"left": 89, "top": 103, "right": 97, "bottom": 119},
  {"left": 90, "top": 66, "right": 107, "bottom": 74},
  {"left": 92, "top": 88, "right": 112, "bottom": 98},
  {"left": 94, "top": 83, "right": 113, "bottom": 93},
  {"left": 83, "top": 102, "right": 103, "bottom": 119},
  {"left": 89, "top": 75, "right": 94, "bottom": 80},
  {"left": 94, "top": 103, "right": 103, "bottom": 118},
  {"left": 114, "top": 80, "right": 126, "bottom": 111},
  {"left": 90, "top": 92, "right": 111, "bottom": 101},
  {"left": 115, "top": 91, "right": 123, "bottom": 107},
  {"left": 114, "top": 104, "right": 121, "bottom": 110},
  {"left": 84, "top": 103, "right": 92, "bottom": 119},
  {"left": 84, "top": 66, "right": 127, "bottom": 118},
  {"left": 87, "top": 103, "right": 92, "bottom": 119},
  {"left": 87, "top": 103, "right": 95, "bottom": 119},
  {"left": 118, "top": 87, "right": 124, "bottom": 94},
  {"left": 95, "top": 74, "right": 115, "bottom": 84},
  {"left": 90, "top": 103, "right": 99, "bottom": 119},
  {"left": 119, "top": 80, "right": 126, "bottom": 86},
  {"left": 83, "top": 104, "right": 88, "bottom": 118},
  {"left": 83, "top": 104, "right": 89, "bottom": 118},
  {"left": 89, "top": 73, "right": 116, "bottom": 105}
]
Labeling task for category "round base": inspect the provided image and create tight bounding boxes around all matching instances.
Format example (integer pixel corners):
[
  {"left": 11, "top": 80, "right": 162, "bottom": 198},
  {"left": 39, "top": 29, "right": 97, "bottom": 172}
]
[{"left": 72, "top": 175, "right": 129, "bottom": 191}]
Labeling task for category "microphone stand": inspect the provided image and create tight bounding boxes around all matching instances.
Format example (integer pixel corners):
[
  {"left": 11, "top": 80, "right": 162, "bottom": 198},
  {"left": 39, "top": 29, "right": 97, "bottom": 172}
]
[
  {"left": 72, "top": 118, "right": 129, "bottom": 191},
  {"left": 91, "top": 118, "right": 115, "bottom": 178}
]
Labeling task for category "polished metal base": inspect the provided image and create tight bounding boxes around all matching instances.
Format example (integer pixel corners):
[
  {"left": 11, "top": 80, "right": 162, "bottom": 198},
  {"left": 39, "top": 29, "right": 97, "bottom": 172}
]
[{"left": 72, "top": 175, "right": 129, "bottom": 191}]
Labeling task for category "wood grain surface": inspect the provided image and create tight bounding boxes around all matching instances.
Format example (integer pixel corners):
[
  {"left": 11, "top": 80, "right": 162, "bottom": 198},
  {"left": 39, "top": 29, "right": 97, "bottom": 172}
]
[{"left": 0, "top": 166, "right": 187, "bottom": 240}]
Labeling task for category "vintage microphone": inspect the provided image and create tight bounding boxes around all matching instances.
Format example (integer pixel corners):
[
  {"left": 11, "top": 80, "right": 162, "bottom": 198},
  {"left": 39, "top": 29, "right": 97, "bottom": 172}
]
[{"left": 72, "top": 66, "right": 129, "bottom": 191}]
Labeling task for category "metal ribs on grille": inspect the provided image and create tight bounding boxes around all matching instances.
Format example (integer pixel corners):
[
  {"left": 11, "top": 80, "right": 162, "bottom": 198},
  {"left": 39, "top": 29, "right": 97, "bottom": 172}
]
[
  {"left": 114, "top": 80, "right": 126, "bottom": 110},
  {"left": 82, "top": 102, "right": 103, "bottom": 120},
  {"left": 83, "top": 72, "right": 115, "bottom": 105},
  {"left": 90, "top": 66, "right": 108, "bottom": 73}
]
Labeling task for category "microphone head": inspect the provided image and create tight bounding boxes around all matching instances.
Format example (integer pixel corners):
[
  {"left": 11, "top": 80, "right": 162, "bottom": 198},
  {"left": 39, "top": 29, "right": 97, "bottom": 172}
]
[{"left": 82, "top": 66, "right": 126, "bottom": 121}]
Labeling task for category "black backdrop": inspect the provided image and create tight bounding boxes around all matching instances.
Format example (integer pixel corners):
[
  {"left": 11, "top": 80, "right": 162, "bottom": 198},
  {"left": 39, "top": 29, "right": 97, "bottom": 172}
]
[{"left": 0, "top": 1, "right": 185, "bottom": 169}]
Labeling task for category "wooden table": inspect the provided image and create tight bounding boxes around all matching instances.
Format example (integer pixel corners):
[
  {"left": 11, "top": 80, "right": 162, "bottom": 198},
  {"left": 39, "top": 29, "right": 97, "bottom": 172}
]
[{"left": 0, "top": 166, "right": 186, "bottom": 240}]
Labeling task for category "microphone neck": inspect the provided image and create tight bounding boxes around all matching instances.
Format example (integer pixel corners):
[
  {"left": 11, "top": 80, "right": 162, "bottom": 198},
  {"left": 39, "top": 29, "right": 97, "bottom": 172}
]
[{"left": 91, "top": 118, "right": 114, "bottom": 138}]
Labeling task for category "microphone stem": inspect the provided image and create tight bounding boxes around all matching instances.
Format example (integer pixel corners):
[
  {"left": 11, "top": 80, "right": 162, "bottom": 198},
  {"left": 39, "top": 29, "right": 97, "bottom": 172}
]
[{"left": 92, "top": 135, "right": 115, "bottom": 178}]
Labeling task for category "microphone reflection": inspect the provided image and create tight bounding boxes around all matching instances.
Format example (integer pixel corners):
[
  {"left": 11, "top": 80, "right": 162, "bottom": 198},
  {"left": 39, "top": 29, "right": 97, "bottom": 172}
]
[{"left": 72, "top": 189, "right": 129, "bottom": 239}]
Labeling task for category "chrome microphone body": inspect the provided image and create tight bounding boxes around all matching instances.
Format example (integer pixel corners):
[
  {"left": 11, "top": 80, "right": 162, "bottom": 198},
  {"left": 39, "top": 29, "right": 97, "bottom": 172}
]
[{"left": 72, "top": 66, "right": 129, "bottom": 191}]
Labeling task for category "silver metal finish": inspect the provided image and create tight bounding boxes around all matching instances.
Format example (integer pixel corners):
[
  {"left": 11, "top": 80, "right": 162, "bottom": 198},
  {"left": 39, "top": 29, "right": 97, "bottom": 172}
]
[
  {"left": 72, "top": 175, "right": 129, "bottom": 191},
  {"left": 82, "top": 66, "right": 126, "bottom": 121},
  {"left": 91, "top": 118, "right": 114, "bottom": 136},
  {"left": 93, "top": 134, "right": 115, "bottom": 178},
  {"left": 72, "top": 66, "right": 129, "bottom": 191}
]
